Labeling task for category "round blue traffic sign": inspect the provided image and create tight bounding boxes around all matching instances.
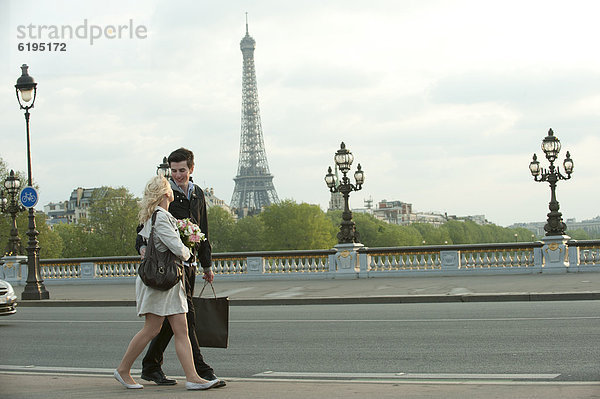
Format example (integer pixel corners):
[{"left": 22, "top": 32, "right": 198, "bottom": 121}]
[{"left": 19, "top": 186, "right": 39, "bottom": 208}]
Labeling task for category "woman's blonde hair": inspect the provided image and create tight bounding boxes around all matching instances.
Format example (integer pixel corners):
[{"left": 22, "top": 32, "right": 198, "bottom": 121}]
[{"left": 138, "top": 176, "right": 171, "bottom": 224}]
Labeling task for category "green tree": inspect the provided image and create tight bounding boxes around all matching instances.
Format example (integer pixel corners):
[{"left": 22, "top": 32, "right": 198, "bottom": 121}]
[
  {"left": 353, "top": 213, "right": 420, "bottom": 247},
  {"left": 36, "top": 214, "right": 64, "bottom": 258},
  {"left": 512, "top": 227, "right": 537, "bottom": 242},
  {"left": 83, "top": 186, "right": 139, "bottom": 256},
  {"left": 53, "top": 223, "right": 92, "bottom": 258},
  {"left": 230, "top": 215, "right": 266, "bottom": 252},
  {"left": 260, "top": 200, "right": 336, "bottom": 250},
  {"left": 351, "top": 212, "right": 381, "bottom": 246},
  {"left": 207, "top": 206, "right": 235, "bottom": 252},
  {"left": 398, "top": 225, "right": 424, "bottom": 246},
  {"left": 566, "top": 228, "right": 591, "bottom": 240},
  {"left": 411, "top": 223, "right": 451, "bottom": 245},
  {"left": 0, "top": 212, "right": 63, "bottom": 258}
]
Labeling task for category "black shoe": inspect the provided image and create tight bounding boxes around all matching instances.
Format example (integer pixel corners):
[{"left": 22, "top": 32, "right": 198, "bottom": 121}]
[
  {"left": 140, "top": 370, "right": 177, "bottom": 385},
  {"left": 199, "top": 372, "right": 226, "bottom": 388}
]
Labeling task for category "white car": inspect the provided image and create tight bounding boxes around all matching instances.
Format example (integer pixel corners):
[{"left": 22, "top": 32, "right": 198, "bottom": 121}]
[{"left": 0, "top": 279, "right": 17, "bottom": 316}]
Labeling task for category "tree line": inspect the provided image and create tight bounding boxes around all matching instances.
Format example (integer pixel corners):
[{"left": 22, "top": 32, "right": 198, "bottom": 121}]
[
  {"left": 207, "top": 201, "right": 554, "bottom": 253},
  {"left": 0, "top": 160, "right": 596, "bottom": 258}
]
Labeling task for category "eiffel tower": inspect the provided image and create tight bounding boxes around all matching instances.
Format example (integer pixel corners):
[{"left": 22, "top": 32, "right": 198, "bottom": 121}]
[{"left": 230, "top": 16, "right": 279, "bottom": 218}]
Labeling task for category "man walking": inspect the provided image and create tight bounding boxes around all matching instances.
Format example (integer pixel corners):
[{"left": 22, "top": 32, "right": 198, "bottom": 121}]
[{"left": 136, "top": 147, "right": 225, "bottom": 387}]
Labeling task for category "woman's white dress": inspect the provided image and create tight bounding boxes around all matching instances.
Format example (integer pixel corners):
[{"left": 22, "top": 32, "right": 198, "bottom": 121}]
[{"left": 136, "top": 206, "right": 191, "bottom": 317}]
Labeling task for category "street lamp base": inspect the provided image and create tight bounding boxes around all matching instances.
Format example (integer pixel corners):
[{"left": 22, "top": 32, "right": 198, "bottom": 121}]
[
  {"left": 21, "top": 283, "right": 50, "bottom": 300},
  {"left": 333, "top": 242, "right": 365, "bottom": 276},
  {"left": 540, "top": 234, "right": 571, "bottom": 273}
]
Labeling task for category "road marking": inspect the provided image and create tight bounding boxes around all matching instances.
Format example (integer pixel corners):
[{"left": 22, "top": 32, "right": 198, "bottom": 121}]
[
  {"left": 253, "top": 371, "right": 562, "bottom": 380},
  {"left": 232, "top": 316, "right": 600, "bottom": 323},
  {"left": 0, "top": 365, "right": 141, "bottom": 374},
  {"left": 2, "top": 316, "right": 599, "bottom": 324},
  {"left": 0, "top": 320, "right": 142, "bottom": 323},
  {"left": 2, "top": 365, "right": 598, "bottom": 386},
  {"left": 0, "top": 366, "right": 560, "bottom": 380},
  {"left": 215, "top": 287, "right": 255, "bottom": 297},
  {"left": 265, "top": 287, "right": 304, "bottom": 298}
]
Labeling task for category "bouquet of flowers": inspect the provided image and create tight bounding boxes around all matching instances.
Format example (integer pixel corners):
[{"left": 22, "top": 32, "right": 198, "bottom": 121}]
[{"left": 176, "top": 218, "right": 206, "bottom": 249}]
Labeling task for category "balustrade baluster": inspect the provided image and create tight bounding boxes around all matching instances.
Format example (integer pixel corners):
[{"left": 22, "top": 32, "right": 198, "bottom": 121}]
[
  {"left": 585, "top": 250, "right": 590, "bottom": 265},
  {"left": 474, "top": 253, "right": 481, "bottom": 268},
  {"left": 409, "top": 254, "right": 416, "bottom": 269},
  {"left": 499, "top": 251, "right": 506, "bottom": 267},
  {"left": 293, "top": 258, "right": 300, "bottom": 273},
  {"left": 274, "top": 258, "right": 280, "bottom": 273},
  {"left": 382, "top": 255, "right": 390, "bottom": 270}
]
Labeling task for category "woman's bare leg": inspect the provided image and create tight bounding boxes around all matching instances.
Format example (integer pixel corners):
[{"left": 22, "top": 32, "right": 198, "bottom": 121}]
[
  {"left": 116, "top": 313, "right": 164, "bottom": 384},
  {"left": 167, "top": 313, "right": 208, "bottom": 384}
]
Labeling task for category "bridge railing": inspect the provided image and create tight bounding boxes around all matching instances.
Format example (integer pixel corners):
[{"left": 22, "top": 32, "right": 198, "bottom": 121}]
[
  {"left": 1, "top": 240, "right": 599, "bottom": 285},
  {"left": 360, "top": 242, "right": 541, "bottom": 276}
]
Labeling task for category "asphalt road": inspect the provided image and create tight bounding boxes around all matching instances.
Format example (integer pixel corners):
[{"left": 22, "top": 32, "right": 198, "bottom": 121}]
[{"left": 1, "top": 301, "right": 599, "bottom": 382}]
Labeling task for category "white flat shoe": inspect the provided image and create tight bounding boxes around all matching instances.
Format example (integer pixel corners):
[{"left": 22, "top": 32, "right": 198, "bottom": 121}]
[
  {"left": 114, "top": 370, "right": 143, "bottom": 389},
  {"left": 185, "top": 379, "right": 219, "bottom": 390}
]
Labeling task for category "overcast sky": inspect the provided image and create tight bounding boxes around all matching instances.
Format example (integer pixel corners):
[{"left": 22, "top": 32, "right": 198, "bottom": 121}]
[{"left": 1, "top": 0, "right": 599, "bottom": 227}]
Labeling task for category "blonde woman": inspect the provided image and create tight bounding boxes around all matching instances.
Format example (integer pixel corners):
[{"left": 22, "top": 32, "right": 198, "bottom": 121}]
[{"left": 114, "top": 176, "right": 219, "bottom": 391}]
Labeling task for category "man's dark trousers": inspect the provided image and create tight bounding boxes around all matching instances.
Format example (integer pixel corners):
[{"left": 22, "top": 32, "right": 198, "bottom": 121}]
[{"left": 141, "top": 264, "right": 213, "bottom": 376}]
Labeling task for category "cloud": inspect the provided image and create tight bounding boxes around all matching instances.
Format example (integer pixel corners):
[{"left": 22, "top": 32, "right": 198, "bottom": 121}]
[
  {"left": 429, "top": 70, "right": 600, "bottom": 108},
  {"left": 2, "top": 0, "right": 600, "bottom": 229}
]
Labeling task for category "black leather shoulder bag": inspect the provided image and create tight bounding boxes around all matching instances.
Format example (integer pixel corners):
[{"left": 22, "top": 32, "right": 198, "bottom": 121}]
[{"left": 137, "top": 210, "right": 184, "bottom": 291}]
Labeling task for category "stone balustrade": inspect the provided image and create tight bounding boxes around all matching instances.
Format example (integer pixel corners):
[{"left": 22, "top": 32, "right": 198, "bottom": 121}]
[{"left": 1, "top": 240, "right": 599, "bottom": 285}]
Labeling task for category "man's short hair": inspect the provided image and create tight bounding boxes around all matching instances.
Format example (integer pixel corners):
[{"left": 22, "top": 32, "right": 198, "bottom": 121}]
[{"left": 168, "top": 147, "right": 194, "bottom": 169}]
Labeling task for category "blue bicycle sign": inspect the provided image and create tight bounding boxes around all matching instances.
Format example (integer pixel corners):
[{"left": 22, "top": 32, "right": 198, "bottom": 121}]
[{"left": 19, "top": 186, "right": 39, "bottom": 208}]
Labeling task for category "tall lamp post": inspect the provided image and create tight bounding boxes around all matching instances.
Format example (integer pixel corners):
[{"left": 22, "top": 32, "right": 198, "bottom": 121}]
[
  {"left": 0, "top": 170, "right": 25, "bottom": 255},
  {"left": 528, "top": 128, "right": 574, "bottom": 236},
  {"left": 156, "top": 156, "right": 171, "bottom": 178},
  {"left": 325, "top": 142, "right": 365, "bottom": 244},
  {"left": 15, "top": 64, "right": 49, "bottom": 300}
]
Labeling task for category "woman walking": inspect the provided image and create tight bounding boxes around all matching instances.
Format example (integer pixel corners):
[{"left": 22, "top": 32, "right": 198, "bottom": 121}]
[{"left": 114, "top": 176, "right": 219, "bottom": 390}]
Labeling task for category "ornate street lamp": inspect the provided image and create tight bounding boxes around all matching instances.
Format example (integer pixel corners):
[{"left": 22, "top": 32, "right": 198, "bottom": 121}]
[
  {"left": 156, "top": 156, "right": 171, "bottom": 178},
  {"left": 0, "top": 170, "right": 25, "bottom": 255},
  {"left": 325, "top": 142, "right": 365, "bottom": 244},
  {"left": 529, "top": 128, "right": 573, "bottom": 236},
  {"left": 15, "top": 64, "right": 49, "bottom": 300}
]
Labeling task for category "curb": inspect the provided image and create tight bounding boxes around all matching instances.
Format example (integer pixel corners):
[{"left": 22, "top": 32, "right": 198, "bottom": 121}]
[{"left": 17, "top": 291, "right": 600, "bottom": 307}]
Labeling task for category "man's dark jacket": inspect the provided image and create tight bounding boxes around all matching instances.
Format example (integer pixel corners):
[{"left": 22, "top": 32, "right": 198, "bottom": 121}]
[{"left": 136, "top": 180, "right": 212, "bottom": 269}]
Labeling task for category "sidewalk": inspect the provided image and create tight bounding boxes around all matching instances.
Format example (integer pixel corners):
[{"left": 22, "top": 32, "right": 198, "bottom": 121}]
[
  {"left": 14, "top": 272, "right": 600, "bottom": 306},
  {"left": 2, "top": 372, "right": 600, "bottom": 399}
]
